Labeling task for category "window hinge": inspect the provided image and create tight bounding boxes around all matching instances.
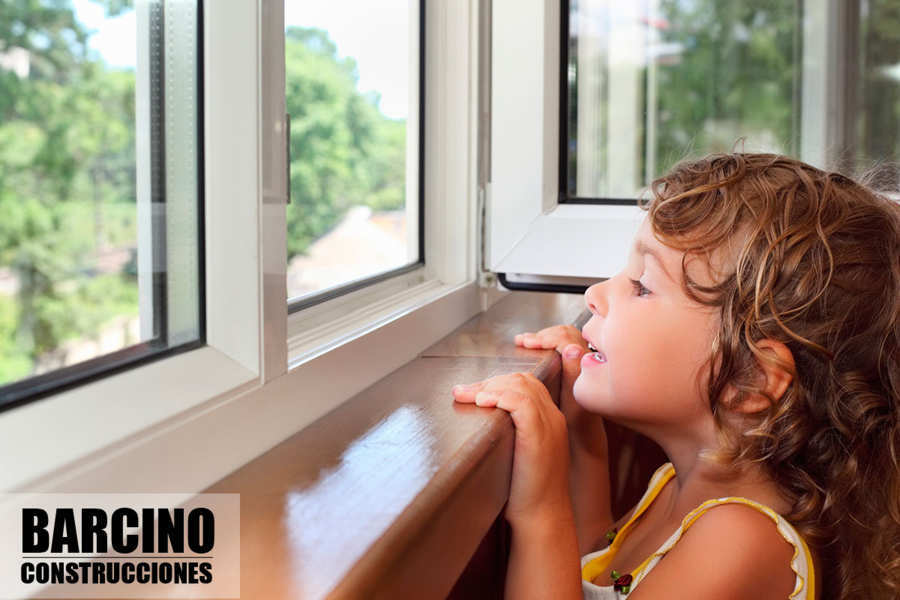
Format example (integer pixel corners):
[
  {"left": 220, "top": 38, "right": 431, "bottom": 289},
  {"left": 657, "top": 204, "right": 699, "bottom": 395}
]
[{"left": 478, "top": 269, "right": 497, "bottom": 288}]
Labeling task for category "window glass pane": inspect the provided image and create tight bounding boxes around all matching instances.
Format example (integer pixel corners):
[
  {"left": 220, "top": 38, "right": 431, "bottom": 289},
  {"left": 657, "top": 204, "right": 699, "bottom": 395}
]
[
  {"left": 285, "top": 1, "right": 420, "bottom": 303},
  {"left": 566, "top": 0, "right": 799, "bottom": 198},
  {"left": 858, "top": 0, "right": 900, "bottom": 170},
  {"left": 0, "top": 0, "right": 201, "bottom": 406},
  {"left": 565, "top": 0, "right": 900, "bottom": 199}
]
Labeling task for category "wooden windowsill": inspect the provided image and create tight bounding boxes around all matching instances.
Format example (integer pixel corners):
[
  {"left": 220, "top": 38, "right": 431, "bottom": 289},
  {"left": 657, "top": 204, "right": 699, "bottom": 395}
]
[{"left": 203, "top": 291, "right": 664, "bottom": 599}]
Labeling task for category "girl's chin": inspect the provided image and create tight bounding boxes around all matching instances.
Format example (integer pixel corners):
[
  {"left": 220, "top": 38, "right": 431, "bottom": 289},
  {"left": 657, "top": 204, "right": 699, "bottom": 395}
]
[
  {"left": 572, "top": 382, "right": 627, "bottom": 420},
  {"left": 574, "top": 398, "right": 612, "bottom": 416},
  {"left": 571, "top": 387, "right": 608, "bottom": 414},
  {"left": 572, "top": 377, "right": 603, "bottom": 406}
]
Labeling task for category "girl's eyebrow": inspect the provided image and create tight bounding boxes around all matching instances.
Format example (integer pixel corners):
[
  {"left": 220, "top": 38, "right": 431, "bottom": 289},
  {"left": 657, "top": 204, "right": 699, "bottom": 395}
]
[{"left": 635, "top": 239, "right": 677, "bottom": 284}]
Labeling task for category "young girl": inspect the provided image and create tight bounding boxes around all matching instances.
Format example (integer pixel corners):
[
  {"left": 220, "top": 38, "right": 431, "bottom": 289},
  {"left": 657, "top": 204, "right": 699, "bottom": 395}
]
[{"left": 452, "top": 153, "right": 899, "bottom": 600}]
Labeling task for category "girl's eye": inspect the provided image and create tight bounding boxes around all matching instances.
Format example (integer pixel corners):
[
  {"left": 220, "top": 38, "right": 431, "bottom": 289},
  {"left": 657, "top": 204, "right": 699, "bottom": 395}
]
[{"left": 629, "top": 278, "right": 651, "bottom": 297}]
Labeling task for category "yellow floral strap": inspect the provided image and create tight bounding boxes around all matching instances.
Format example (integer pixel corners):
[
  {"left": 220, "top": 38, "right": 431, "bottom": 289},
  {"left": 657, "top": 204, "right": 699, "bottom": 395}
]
[{"left": 581, "top": 463, "right": 676, "bottom": 583}]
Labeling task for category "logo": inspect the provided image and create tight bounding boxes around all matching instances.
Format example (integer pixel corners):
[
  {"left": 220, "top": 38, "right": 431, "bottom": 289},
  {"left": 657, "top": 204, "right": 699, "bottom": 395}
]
[{"left": 0, "top": 494, "right": 239, "bottom": 599}]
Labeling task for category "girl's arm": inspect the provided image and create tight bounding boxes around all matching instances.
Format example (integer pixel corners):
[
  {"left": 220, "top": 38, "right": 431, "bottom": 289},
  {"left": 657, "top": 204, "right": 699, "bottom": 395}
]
[
  {"left": 516, "top": 326, "right": 614, "bottom": 554},
  {"left": 452, "top": 371, "right": 586, "bottom": 600},
  {"left": 569, "top": 443, "right": 614, "bottom": 555},
  {"left": 504, "top": 506, "right": 584, "bottom": 600}
]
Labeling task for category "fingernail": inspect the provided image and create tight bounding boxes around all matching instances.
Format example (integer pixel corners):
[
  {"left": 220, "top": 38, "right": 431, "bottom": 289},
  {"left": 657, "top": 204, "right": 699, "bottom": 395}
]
[{"left": 565, "top": 346, "right": 581, "bottom": 359}]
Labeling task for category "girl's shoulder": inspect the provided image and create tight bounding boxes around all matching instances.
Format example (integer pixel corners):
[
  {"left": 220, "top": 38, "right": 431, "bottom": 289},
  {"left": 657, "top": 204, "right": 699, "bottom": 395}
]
[
  {"left": 582, "top": 462, "right": 816, "bottom": 599},
  {"left": 629, "top": 496, "right": 816, "bottom": 599}
]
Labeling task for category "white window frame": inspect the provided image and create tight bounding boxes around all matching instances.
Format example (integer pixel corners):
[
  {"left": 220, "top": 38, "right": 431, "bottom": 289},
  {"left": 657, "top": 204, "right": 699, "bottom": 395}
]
[
  {"left": 0, "top": 0, "right": 497, "bottom": 495},
  {"left": 286, "top": 0, "right": 483, "bottom": 364},
  {"left": 488, "top": 0, "right": 865, "bottom": 285},
  {"left": 488, "top": 0, "right": 644, "bottom": 286}
]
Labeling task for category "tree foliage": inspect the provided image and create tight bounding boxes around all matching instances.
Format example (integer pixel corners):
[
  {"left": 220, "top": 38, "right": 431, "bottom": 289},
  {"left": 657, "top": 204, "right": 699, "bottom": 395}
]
[
  {"left": 653, "top": 0, "right": 797, "bottom": 174},
  {"left": 0, "top": 0, "right": 137, "bottom": 380},
  {"left": 285, "top": 26, "right": 406, "bottom": 259},
  {"left": 0, "top": 9, "right": 409, "bottom": 383},
  {"left": 862, "top": 0, "right": 900, "bottom": 167}
]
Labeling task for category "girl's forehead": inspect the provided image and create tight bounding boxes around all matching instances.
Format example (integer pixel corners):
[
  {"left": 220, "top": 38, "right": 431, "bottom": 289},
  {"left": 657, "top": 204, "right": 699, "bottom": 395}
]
[
  {"left": 632, "top": 237, "right": 677, "bottom": 284},
  {"left": 635, "top": 218, "right": 740, "bottom": 289},
  {"left": 632, "top": 219, "right": 679, "bottom": 270}
]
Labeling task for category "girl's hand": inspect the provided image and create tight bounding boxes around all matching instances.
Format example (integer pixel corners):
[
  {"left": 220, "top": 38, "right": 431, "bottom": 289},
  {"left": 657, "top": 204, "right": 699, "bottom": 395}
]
[
  {"left": 452, "top": 372, "right": 573, "bottom": 529},
  {"left": 514, "top": 325, "right": 608, "bottom": 459}
]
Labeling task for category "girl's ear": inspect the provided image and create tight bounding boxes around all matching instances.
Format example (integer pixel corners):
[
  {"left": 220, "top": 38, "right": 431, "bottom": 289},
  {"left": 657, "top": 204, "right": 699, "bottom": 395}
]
[{"left": 731, "top": 339, "right": 796, "bottom": 415}]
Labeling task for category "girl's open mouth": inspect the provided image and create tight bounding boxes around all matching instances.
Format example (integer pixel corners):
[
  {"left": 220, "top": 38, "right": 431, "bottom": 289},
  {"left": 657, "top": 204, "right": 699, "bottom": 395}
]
[{"left": 582, "top": 343, "right": 607, "bottom": 365}]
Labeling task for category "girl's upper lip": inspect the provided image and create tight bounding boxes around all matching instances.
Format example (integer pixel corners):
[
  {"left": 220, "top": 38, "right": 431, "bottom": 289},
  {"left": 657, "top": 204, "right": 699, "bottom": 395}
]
[{"left": 584, "top": 335, "right": 604, "bottom": 354}]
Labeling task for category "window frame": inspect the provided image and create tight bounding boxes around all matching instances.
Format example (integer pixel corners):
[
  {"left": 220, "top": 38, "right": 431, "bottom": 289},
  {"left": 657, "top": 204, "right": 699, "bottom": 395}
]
[
  {"left": 0, "top": 0, "right": 487, "bottom": 495},
  {"left": 488, "top": 0, "right": 868, "bottom": 290},
  {"left": 0, "top": 0, "right": 207, "bottom": 412},
  {"left": 557, "top": 0, "right": 645, "bottom": 207},
  {"left": 285, "top": 0, "right": 482, "bottom": 368},
  {"left": 487, "top": 0, "right": 644, "bottom": 290}
]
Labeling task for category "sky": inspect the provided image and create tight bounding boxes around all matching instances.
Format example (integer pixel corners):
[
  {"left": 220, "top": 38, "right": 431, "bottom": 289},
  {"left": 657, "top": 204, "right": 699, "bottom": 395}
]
[{"left": 71, "top": 0, "right": 412, "bottom": 119}]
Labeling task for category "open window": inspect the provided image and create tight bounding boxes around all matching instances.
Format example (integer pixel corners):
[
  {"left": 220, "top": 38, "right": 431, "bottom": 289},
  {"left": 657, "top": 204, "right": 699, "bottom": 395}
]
[{"left": 487, "top": 0, "right": 900, "bottom": 291}]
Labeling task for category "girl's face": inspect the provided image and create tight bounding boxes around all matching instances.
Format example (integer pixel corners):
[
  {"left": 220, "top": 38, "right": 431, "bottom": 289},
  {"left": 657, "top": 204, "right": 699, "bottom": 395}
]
[{"left": 575, "top": 218, "right": 723, "bottom": 434}]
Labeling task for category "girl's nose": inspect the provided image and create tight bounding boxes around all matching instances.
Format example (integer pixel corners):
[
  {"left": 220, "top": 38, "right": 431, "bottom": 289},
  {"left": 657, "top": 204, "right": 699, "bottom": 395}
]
[{"left": 584, "top": 280, "right": 608, "bottom": 317}]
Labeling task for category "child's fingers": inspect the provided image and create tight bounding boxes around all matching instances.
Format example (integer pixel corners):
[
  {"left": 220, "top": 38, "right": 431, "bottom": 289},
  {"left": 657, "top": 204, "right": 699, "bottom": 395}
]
[
  {"left": 452, "top": 372, "right": 558, "bottom": 423},
  {"left": 514, "top": 332, "right": 538, "bottom": 347},
  {"left": 481, "top": 389, "right": 558, "bottom": 438},
  {"left": 452, "top": 381, "right": 486, "bottom": 402},
  {"left": 515, "top": 331, "right": 554, "bottom": 349},
  {"left": 455, "top": 387, "right": 516, "bottom": 411},
  {"left": 515, "top": 325, "right": 586, "bottom": 351},
  {"left": 474, "top": 391, "right": 499, "bottom": 407},
  {"left": 559, "top": 342, "right": 587, "bottom": 412}
]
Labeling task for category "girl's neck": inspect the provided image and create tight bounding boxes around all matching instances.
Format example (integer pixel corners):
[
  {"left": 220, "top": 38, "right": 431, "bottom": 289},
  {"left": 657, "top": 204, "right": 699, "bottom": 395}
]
[{"left": 654, "top": 436, "right": 791, "bottom": 520}]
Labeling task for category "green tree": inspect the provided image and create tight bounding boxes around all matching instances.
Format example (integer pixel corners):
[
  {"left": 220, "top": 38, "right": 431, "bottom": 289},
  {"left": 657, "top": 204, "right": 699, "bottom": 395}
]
[
  {"left": 0, "top": 294, "right": 30, "bottom": 382},
  {"left": 0, "top": 0, "right": 138, "bottom": 382},
  {"left": 638, "top": 0, "right": 797, "bottom": 177},
  {"left": 363, "top": 115, "right": 407, "bottom": 212},
  {"left": 861, "top": 0, "right": 900, "bottom": 169},
  {"left": 285, "top": 26, "right": 407, "bottom": 260}
]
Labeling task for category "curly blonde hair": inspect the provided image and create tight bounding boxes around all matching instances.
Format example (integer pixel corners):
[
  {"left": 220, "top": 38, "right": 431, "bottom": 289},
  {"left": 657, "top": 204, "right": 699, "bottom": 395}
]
[{"left": 638, "top": 153, "right": 900, "bottom": 600}]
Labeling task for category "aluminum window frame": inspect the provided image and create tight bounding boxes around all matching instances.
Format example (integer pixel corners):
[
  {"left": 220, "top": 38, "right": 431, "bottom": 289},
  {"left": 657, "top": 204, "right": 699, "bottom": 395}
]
[
  {"left": 284, "top": 0, "right": 479, "bottom": 368},
  {"left": 0, "top": 0, "right": 263, "bottom": 492},
  {"left": 487, "top": 0, "right": 644, "bottom": 290},
  {"left": 0, "top": 0, "right": 207, "bottom": 412},
  {"left": 487, "top": 0, "right": 871, "bottom": 291},
  {"left": 1, "top": 0, "right": 485, "bottom": 495}
]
